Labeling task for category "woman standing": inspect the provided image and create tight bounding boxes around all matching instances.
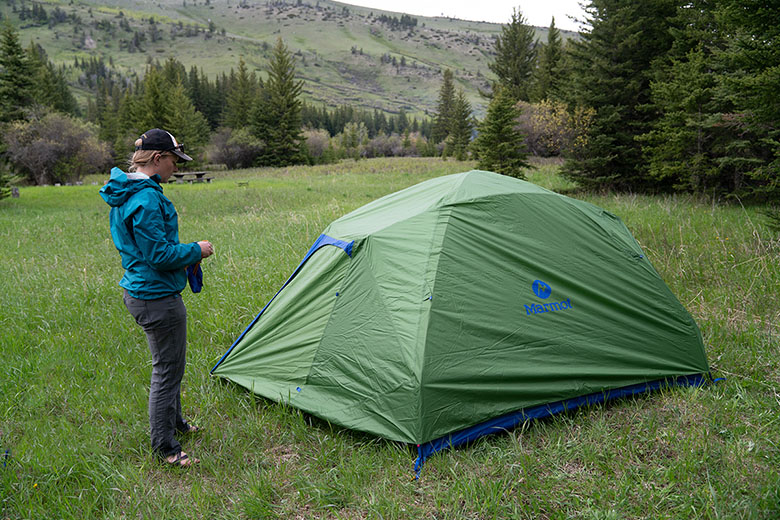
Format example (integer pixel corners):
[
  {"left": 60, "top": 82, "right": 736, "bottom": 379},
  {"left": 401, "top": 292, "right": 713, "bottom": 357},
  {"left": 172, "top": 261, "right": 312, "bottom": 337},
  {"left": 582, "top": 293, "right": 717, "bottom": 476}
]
[{"left": 100, "top": 129, "right": 214, "bottom": 468}]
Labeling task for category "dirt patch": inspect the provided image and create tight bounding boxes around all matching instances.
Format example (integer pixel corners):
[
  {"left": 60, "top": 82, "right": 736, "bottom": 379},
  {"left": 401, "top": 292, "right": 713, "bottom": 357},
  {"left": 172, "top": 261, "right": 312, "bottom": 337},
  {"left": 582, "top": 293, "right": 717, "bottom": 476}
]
[{"left": 266, "top": 444, "right": 300, "bottom": 467}]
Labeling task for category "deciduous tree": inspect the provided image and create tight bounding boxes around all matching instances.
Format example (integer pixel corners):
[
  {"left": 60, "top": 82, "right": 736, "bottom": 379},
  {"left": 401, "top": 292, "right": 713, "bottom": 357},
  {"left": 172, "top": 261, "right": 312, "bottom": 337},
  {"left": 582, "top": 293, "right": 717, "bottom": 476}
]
[
  {"left": 206, "top": 127, "right": 263, "bottom": 169},
  {"left": 2, "top": 111, "right": 111, "bottom": 185},
  {"left": 515, "top": 100, "right": 594, "bottom": 157}
]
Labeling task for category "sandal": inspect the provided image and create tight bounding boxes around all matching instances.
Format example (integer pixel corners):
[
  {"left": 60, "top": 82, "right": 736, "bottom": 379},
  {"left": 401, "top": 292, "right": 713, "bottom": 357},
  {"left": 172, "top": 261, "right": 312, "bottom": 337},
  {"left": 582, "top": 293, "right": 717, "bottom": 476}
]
[
  {"left": 166, "top": 451, "right": 199, "bottom": 468},
  {"left": 177, "top": 423, "right": 203, "bottom": 435},
  {"left": 186, "top": 424, "right": 202, "bottom": 434}
]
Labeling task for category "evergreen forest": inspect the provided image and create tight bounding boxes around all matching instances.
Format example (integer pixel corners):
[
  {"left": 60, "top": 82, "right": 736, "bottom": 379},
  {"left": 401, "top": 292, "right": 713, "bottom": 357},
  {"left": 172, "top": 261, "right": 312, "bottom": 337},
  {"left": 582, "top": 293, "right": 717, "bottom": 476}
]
[{"left": 0, "top": 0, "right": 778, "bottom": 201}]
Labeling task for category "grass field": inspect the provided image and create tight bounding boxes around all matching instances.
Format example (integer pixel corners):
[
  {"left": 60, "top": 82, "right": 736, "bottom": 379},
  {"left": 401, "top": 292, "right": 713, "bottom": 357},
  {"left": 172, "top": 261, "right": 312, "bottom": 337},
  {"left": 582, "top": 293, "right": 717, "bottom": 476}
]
[{"left": 1, "top": 157, "right": 778, "bottom": 519}]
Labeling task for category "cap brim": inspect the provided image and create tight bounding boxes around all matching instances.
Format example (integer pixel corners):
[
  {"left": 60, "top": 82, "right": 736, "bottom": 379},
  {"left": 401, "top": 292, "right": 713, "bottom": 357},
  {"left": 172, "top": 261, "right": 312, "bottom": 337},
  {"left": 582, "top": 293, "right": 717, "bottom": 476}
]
[{"left": 172, "top": 149, "right": 193, "bottom": 161}]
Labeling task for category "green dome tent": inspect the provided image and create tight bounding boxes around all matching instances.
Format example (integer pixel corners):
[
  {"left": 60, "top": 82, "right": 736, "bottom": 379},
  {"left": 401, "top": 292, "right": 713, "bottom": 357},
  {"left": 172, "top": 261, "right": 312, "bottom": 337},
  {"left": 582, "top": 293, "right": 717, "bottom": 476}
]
[{"left": 211, "top": 170, "right": 710, "bottom": 473}]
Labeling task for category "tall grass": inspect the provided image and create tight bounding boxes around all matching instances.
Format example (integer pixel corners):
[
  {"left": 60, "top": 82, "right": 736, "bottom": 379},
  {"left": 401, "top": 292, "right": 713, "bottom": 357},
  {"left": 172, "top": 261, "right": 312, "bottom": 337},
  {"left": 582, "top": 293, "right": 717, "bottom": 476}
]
[{"left": 1, "top": 158, "right": 778, "bottom": 519}]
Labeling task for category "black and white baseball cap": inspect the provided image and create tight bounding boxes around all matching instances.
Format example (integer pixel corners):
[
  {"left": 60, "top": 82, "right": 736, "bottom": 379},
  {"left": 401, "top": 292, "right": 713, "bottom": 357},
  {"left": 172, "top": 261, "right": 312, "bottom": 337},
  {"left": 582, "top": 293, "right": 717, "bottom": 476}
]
[{"left": 135, "top": 129, "right": 193, "bottom": 161}]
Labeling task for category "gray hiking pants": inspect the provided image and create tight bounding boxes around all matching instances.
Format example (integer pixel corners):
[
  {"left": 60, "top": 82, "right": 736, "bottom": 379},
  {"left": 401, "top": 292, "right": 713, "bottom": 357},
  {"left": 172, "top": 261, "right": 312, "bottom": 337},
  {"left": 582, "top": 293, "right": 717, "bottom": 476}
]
[{"left": 123, "top": 290, "right": 190, "bottom": 457}]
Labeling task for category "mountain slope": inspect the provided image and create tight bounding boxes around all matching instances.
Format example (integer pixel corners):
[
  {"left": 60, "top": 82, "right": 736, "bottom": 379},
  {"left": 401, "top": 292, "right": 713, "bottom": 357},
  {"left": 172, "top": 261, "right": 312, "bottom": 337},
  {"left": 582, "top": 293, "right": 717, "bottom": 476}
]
[{"left": 6, "top": 0, "right": 570, "bottom": 118}]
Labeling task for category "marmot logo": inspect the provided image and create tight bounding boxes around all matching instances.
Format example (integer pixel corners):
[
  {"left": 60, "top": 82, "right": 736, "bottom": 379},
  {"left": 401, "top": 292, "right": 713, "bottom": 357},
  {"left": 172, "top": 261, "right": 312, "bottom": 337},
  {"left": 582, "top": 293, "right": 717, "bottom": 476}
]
[
  {"left": 532, "top": 280, "right": 552, "bottom": 299},
  {"left": 526, "top": 280, "right": 573, "bottom": 316}
]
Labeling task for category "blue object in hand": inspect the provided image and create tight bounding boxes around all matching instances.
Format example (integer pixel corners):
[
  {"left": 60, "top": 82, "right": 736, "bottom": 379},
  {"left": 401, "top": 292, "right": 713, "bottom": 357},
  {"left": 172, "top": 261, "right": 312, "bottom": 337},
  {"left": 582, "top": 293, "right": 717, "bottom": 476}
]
[{"left": 186, "top": 262, "right": 203, "bottom": 293}]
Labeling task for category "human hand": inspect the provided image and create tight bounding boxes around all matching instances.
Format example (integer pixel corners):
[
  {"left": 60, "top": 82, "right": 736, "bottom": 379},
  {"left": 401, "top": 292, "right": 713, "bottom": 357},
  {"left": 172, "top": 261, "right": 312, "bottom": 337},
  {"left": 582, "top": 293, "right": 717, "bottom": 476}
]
[{"left": 198, "top": 240, "right": 214, "bottom": 258}]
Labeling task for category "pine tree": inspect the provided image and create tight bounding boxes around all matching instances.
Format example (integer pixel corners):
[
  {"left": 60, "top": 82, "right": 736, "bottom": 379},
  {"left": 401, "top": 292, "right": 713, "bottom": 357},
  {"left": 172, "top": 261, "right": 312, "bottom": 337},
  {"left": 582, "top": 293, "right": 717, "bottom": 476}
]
[
  {"left": 716, "top": 0, "right": 780, "bottom": 198},
  {"left": 94, "top": 83, "right": 123, "bottom": 158},
  {"left": 446, "top": 89, "right": 473, "bottom": 161},
  {"left": 136, "top": 67, "right": 170, "bottom": 131},
  {"left": 0, "top": 22, "right": 35, "bottom": 121},
  {"left": 397, "top": 108, "right": 409, "bottom": 134},
  {"left": 187, "top": 66, "right": 203, "bottom": 113},
  {"left": 164, "top": 80, "right": 210, "bottom": 161},
  {"left": 473, "top": 87, "right": 528, "bottom": 178},
  {"left": 26, "top": 42, "right": 78, "bottom": 115},
  {"left": 641, "top": 46, "right": 731, "bottom": 192},
  {"left": 0, "top": 166, "right": 11, "bottom": 200},
  {"left": 638, "top": 4, "right": 747, "bottom": 195},
  {"left": 213, "top": 72, "right": 231, "bottom": 129},
  {"left": 114, "top": 89, "right": 138, "bottom": 153},
  {"left": 253, "top": 37, "right": 304, "bottom": 166},
  {"left": 186, "top": 66, "right": 222, "bottom": 129},
  {"left": 126, "top": 65, "right": 210, "bottom": 161},
  {"left": 432, "top": 69, "right": 455, "bottom": 144},
  {"left": 531, "top": 17, "right": 563, "bottom": 102},
  {"left": 373, "top": 109, "right": 387, "bottom": 135},
  {"left": 161, "top": 57, "right": 187, "bottom": 87},
  {"left": 420, "top": 118, "right": 432, "bottom": 140},
  {"left": 224, "top": 57, "right": 261, "bottom": 129},
  {"left": 562, "top": 0, "right": 679, "bottom": 191},
  {"left": 718, "top": 1, "right": 780, "bottom": 131},
  {"left": 362, "top": 111, "right": 376, "bottom": 138},
  {"left": 488, "top": 8, "right": 538, "bottom": 102}
]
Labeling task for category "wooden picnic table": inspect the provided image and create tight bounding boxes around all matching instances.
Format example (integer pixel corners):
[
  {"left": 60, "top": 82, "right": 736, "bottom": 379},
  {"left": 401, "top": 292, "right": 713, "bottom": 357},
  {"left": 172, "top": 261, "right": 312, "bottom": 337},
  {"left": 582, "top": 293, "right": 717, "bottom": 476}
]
[{"left": 172, "top": 171, "right": 214, "bottom": 184}]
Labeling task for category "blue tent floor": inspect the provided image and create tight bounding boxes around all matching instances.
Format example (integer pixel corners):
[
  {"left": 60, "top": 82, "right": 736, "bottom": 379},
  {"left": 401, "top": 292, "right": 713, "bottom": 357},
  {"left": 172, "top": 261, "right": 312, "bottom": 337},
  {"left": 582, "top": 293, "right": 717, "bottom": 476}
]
[{"left": 414, "top": 373, "right": 712, "bottom": 478}]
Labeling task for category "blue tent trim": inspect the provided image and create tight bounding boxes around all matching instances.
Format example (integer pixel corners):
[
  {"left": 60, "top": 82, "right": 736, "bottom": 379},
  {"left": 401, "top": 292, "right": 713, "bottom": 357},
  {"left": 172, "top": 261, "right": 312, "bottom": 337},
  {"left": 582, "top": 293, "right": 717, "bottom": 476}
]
[
  {"left": 210, "top": 234, "right": 354, "bottom": 374},
  {"left": 413, "top": 373, "right": 709, "bottom": 478}
]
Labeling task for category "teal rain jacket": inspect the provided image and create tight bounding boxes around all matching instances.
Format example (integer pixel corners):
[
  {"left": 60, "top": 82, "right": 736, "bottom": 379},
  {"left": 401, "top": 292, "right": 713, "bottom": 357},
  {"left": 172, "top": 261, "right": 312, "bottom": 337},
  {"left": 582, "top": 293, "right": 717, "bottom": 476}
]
[{"left": 100, "top": 167, "right": 201, "bottom": 299}]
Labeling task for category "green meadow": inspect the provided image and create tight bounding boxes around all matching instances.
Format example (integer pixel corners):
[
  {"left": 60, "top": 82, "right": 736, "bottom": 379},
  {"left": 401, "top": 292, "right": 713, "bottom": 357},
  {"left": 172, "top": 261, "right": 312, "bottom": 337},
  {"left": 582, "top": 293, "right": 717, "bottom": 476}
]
[{"left": 1, "top": 158, "right": 778, "bottom": 519}]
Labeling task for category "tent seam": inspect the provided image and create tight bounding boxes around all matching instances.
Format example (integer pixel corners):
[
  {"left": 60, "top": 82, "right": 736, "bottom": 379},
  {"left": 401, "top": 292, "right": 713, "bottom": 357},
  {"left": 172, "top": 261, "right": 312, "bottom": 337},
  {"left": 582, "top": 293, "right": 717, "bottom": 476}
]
[{"left": 415, "top": 171, "right": 470, "bottom": 442}]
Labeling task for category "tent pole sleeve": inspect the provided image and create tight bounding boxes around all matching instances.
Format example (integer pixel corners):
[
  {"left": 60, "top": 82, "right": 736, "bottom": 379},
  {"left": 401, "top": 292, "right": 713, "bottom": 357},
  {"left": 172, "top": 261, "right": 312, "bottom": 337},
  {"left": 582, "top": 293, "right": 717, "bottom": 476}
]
[{"left": 210, "top": 234, "right": 354, "bottom": 374}]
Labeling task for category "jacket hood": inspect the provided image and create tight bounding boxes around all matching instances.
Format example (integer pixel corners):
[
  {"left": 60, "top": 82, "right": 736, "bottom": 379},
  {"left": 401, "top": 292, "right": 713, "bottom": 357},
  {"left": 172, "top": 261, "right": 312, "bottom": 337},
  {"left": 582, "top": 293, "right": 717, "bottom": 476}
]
[{"left": 99, "top": 167, "right": 162, "bottom": 207}]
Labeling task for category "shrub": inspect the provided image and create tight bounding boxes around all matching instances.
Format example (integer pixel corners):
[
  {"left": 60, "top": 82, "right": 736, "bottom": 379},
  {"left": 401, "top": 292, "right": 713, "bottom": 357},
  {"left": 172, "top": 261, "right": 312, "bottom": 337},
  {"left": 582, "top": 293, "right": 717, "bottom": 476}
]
[
  {"left": 364, "top": 133, "right": 401, "bottom": 158},
  {"left": 515, "top": 100, "right": 595, "bottom": 157},
  {"left": 401, "top": 131, "right": 425, "bottom": 157},
  {"left": 2, "top": 111, "right": 111, "bottom": 185},
  {"left": 333, "top": 122, "right": 368, "bottom": 159},
  {"left": 206, "top": 127, "right": 264, "bottom": 169},
  {"left": 360, "top": 131, "right": 427, "bottom": 159},
  {"left": 303, "top": 127, "right": 336, "bottom": 164},
  {"left": 416, "top": 134, "right": 435, "bottom": 157}
]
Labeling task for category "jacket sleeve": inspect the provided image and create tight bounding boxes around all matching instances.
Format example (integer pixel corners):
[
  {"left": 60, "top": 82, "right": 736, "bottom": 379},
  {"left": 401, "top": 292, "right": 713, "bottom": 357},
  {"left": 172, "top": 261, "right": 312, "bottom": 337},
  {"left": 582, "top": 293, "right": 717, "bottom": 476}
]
[{"left": 128, "top": 195, "right": 202, "bottom": 271}]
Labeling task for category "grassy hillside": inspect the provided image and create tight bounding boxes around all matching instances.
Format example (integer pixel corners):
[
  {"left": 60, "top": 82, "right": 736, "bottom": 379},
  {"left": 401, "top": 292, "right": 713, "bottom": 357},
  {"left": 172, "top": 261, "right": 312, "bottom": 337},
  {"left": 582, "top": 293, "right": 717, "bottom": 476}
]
[
  {"left": 3, "top": 0, "right": 571, "bottom": 118},
  {"left": 1, "top": 158, "right": 778, "bottom": 518}
]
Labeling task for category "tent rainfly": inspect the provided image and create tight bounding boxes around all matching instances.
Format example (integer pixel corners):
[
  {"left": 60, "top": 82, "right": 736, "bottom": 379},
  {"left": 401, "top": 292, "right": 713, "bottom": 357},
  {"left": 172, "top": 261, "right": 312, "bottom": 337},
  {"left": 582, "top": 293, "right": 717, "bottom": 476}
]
[{"left": 211, "top": 170, "right": 711, "bottom": 475}]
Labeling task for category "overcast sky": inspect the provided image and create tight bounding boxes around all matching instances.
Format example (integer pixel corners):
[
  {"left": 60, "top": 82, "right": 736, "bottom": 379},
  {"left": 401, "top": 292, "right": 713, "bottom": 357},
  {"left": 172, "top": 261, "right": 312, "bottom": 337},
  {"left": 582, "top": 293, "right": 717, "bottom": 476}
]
[{"left": 344, "top": 1, "right": 588, "bottom": 31}]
